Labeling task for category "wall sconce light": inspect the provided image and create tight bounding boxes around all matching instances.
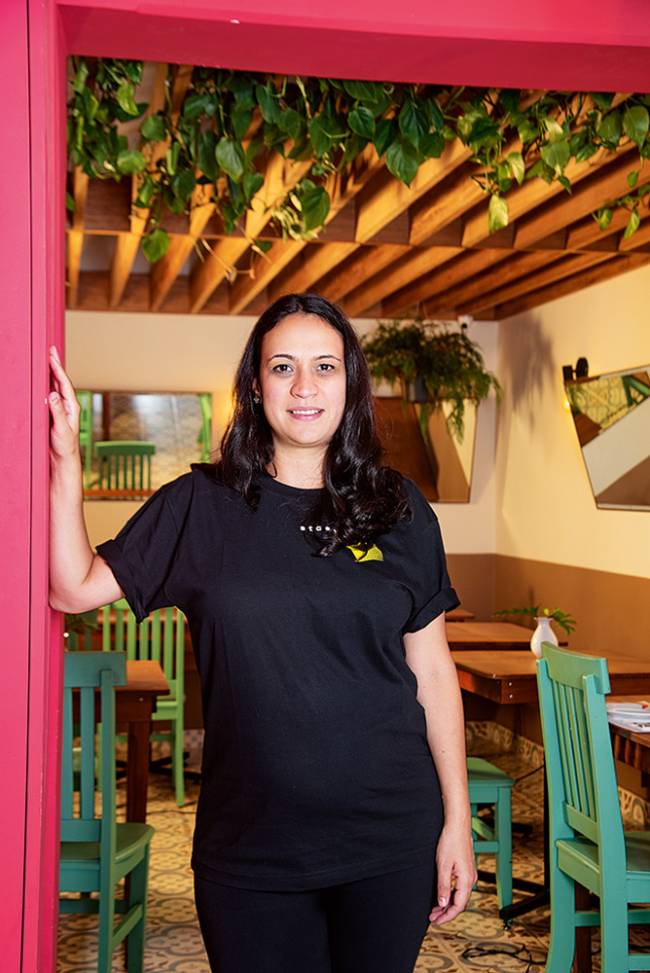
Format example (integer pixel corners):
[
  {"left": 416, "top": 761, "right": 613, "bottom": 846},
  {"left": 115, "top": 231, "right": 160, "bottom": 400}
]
[{"left": 562, "top": 357, "right": 589, "bottom": 382}]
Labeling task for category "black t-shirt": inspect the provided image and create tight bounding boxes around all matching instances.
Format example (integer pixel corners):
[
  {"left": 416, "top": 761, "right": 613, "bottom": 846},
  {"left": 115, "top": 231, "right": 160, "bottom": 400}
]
[{"left": 96, "top": 466, "right": 460, "bottom": 890}]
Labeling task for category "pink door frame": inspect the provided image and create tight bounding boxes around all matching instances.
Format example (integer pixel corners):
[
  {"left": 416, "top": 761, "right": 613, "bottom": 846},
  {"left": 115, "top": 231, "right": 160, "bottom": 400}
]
[{"left": 4, "top": 1, "right": 649, "bottom": 969}]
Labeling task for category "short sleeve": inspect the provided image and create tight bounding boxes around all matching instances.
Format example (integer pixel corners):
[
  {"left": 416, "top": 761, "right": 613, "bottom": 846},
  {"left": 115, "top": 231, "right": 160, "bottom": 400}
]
[
  {"left": 401, "top": 479, "right": 460, "bottom": 633},
  {"left": 95, "top": 473, "right": 194, "bottom": 623}
]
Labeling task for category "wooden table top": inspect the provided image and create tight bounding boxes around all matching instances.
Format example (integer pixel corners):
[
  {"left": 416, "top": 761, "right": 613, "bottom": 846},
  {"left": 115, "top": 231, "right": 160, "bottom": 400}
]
[
  {"left": 446, "top": 620, "right": 567, "bottom": 650},
  {"left": 452, "top": 649, "right": 650, "bottom": 705},
  {"left": 120, "top": 660, "right": 169, "bottom": 696},
  {"left": 445, "top": 608, "right": 475, "bottom": 622}
]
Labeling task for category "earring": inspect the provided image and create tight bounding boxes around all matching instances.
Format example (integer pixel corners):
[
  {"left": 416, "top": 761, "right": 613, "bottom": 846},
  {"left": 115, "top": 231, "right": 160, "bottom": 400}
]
[{"left": 253, "top": 393, "right": 261, "bottom": 405}]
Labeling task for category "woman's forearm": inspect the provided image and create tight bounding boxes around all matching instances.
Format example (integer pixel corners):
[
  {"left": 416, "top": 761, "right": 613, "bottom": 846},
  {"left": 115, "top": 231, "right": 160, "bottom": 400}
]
[{"left": 49, "top": 451, "right": 96, "bottom": 608}]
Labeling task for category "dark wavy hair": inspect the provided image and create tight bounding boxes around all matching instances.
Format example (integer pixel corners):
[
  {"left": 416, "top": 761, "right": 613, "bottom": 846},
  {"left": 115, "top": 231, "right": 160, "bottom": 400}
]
[{"left": 198, "top": 293, "right": 411, "bottom": 556}]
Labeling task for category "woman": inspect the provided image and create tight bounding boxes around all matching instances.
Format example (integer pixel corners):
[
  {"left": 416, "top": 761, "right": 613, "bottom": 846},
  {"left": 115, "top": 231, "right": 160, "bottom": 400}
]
[{"left": 49, "top": 293, "right": 476, "bottom": 973}]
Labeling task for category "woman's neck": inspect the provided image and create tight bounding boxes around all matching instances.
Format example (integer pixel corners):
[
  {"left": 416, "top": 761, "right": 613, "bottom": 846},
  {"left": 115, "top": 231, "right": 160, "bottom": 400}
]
[{"left": 266, "top": 449, "right": 326, "bottom": 489}]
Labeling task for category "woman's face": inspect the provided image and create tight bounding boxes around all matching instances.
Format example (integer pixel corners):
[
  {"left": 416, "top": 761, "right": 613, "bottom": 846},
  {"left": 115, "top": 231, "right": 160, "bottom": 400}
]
[{"left": 255, "top": 312, "right": 347, "bottom": 455}]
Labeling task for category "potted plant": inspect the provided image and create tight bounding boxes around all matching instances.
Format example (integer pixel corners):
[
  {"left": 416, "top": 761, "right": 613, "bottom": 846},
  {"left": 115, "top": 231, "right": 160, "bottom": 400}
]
[
  {"left": 494, "top": 605, "right": 577, "bottom": 658},
  {"left": 361, "top": 318, "right": 500, "bottom": 442}
]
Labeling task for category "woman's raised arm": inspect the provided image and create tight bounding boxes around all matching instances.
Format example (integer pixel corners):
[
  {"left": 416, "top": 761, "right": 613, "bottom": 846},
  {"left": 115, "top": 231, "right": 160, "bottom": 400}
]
[{"left": 48, "top": 345, "right": 122, "bottom": 612}]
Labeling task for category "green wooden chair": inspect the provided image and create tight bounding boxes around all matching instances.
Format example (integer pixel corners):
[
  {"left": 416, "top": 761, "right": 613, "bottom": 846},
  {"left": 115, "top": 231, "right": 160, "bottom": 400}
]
[
  {"left": 95, "top": 441, "right": 156, "bottom": 491},
  {"left": 60, "top": 652, "right": 154, "bottom": 973},
  {"left": 197, "top": 392, "right": 213, "bottom": 462},
  {"left": 101, "top": 599, "right": 186, "bottom": 806},
  {"left": 76, "top": 390, "right": 94, "bottom": 488},
  {"left": 537, "top": 642, "right": 650, "bottom": 972},
  {"left": 467, "top": 756, "right": 514, "bottom": 910}
]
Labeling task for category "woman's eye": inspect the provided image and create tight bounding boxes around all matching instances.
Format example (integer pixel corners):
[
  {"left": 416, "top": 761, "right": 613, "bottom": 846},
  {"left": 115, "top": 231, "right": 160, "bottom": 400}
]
[
  {"left": 271, "top": 363, "right": 292, "bottom": 373},
  {"left": 317, "top": 362, "right": 335, "bottom": 372}
]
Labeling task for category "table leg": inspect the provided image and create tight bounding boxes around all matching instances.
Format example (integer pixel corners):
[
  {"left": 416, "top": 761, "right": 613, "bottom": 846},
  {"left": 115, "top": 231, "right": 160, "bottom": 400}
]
[
  {"left": 126, "top": 719, "right": 151, "bottom": 823},
  {"left": 498, "top": 762, "right": 550, "bottom": 923}
]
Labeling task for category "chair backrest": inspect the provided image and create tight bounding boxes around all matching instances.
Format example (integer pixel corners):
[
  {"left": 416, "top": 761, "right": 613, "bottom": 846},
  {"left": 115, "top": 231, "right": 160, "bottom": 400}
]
[
  {"left": 61, "top": 652, "right": 126, "bottom": 859},
  {"left": 75, "top": 390, "right": 93, "bottom": 444},
  {"left": 100, "top": 599, "right": 185, "bottom": 699},
  {"left": 197, "top": 393, "right": 213, "bottom": 462},
  {"left": 95, "top": 441, "right": 156, "bottom": 490},
  {"left": 536, "top": 643, "right": 626, "bottom": 867}
]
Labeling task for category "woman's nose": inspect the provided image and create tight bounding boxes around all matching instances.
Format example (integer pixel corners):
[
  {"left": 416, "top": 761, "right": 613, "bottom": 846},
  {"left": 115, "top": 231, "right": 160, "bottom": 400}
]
[{"left": 291, "top": 369, "right": 318, "bottom": 397}]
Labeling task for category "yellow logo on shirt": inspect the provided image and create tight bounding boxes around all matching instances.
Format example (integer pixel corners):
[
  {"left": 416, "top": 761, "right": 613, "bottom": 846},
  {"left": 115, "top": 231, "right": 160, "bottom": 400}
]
[{"left": 346, "top": 543, "right": 384, "bottom": 562}]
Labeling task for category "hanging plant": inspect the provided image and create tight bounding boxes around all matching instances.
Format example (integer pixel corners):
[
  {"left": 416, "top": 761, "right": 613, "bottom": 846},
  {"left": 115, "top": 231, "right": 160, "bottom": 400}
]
[
  {"left": 361, "top": 319, "right": 501, "bottom": 441},
  {"left": 67, "top": 58, "right": 650, "bottom": 262}
]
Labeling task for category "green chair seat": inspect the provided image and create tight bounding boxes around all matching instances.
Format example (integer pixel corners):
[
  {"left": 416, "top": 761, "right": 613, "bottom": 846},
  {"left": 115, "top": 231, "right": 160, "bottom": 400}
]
[
  {"left": 467, "top": 756, "right": 514, "bottom": 911},
  {"left": 537, "top": 643, "right": 650, "bottom": 972},
  {"left": 60, "top": 652, "right": 154, "bottom": 972}
]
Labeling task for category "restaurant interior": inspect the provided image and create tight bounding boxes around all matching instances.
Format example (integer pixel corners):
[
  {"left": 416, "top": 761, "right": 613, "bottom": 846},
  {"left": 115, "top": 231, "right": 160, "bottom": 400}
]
[{"left": 60, "top": 57, "right": 650, "bottom": 973}]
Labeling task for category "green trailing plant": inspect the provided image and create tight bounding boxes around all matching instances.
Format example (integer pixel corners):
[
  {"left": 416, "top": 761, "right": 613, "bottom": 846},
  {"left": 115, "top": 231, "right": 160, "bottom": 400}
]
[
  {"left": 494, "top": 606, "right": 577, "bottom": 635},
  {"left": 67, "top": 57, "right": 650, "bottom": 262},
  {"left": 361, "top": 319, "right": 500, "bottom": 440}
]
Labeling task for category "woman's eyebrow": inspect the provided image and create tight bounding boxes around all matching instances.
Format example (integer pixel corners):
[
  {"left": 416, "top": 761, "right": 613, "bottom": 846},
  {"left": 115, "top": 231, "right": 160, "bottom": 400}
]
[{"left": 267, "top": 353, "right": 342, "bottom": 362}]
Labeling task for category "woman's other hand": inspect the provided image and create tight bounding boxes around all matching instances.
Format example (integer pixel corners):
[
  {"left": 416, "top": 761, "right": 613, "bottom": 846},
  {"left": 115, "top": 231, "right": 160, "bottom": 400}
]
[
  {"left": 428, "top": 822, "right": 477, "bottom": 924},
  {"left": 48, "top": 345, "right": 81, "bottom": 461}
]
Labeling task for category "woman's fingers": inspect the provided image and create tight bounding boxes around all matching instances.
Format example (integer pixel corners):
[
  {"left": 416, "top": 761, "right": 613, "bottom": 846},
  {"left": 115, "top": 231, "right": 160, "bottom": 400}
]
[{"left": 49, "top": 346, "right": 79, "bottom": 432}]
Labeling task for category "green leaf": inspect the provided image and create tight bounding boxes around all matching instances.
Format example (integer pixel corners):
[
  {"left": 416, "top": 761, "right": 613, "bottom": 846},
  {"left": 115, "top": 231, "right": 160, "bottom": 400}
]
[
  {"left": 140, "top": 114, "right": 166, "bottom": 141},
  {"left": 399, "top": 100, "right": 428, "bottom": 148},
  {"left": 232, "top": 107, "right": 252, "bottom": 140},
  {"left": 72, "top": 60, "right": 89, "bottom": 95},
  {"left": 591, "top": 92, "right": 614, "bottom": 111},
  {"left": 623, "top": 106, "right": 650, "bottom": 147},
  {"left": 342, "top": 80, "right": 383, "bottom": 103},
  {"left": 253, "top": 238, "right": 272, "bottom": 254},
  {"left": 278, "top": 107, "right": 304, "bottom": 143},
  {"left": 183, "top": 92, "right": 213, "bottom": 120},
  {"left": 627, "top": 169, "right": 639, "bottom": 189},
  {"left": 506, "top": 150, "right": 525, "bottom": 185},
  {"left": 141, "top": 227, "right": 170, "bottom": 262},
  {"left": 116, "top": 149, "right": 146, "bottom": 174},
  {"left": 540, "top": 139, "right": 570, "bottom": 175},
  {"left": 623, "top": 208, "right": 641, "bottom": 240},
  {"left": 215, "top": 137, "right": 245, "bottom": 182},
  {"left": 310, "top": 112, "right": 332, "bottom": 157},
  {"left": 558, "top": 174, "right": 572, "bottom": 193},
  {"left": 597, "top": 110, "right": 622, "bottom": 147},
  {"left": 65, "top": 192, "right": 75, "bottom": 213},
  {"left": 243, "top": 170, "right": 264, "bottom": 199},
  {"left": 255, "top": 84, "right": 281, "bottom": 124},
  {"left": 198, "top": 131, "right": 217, "bottom": 181},
  {"left": 374, "top": 118, "right": 396, "bottom": 157},
  {"left": 419, "top": 131, "right": 445, "bottom": 159},
  {"left": 594, "top": 207, "right": 613, "bottom": 230},
  {"left": 488, "top": 194, "right": 509, "bottom": 233},
  {"left": 165, "top": 141, "right": 180, "bottom": 176},
  {"left": 116, "top": 81, "right": 140, "bottom": 117},
  {"left": 301, "top": 184, "right": 330, "bottom": 231},
  {"left": 427, "top": 97, "right": 445, "bottom": 132},
  {"left": 172, "top": 169, "right": 196, "bottom": 202},
  {"left": 348, "top": 106, "right": 375, "bottom": 140},
  {"left": 134, "top": 175, "right": 155, "bottom": 208},
  {"left": 517, "top": 117, "right": 538, "bottom": 145},
  {"left": 543, "top": 118, "right": 565, "bottom": 143},
  {"left": 386, "top": 138, "right": 418, "bottom": 186}
]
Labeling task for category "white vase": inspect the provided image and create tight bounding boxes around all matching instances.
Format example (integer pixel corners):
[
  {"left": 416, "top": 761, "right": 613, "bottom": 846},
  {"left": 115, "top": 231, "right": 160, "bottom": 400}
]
[{"left": 530, "top": 616, "right": 559, "bottom": 658}]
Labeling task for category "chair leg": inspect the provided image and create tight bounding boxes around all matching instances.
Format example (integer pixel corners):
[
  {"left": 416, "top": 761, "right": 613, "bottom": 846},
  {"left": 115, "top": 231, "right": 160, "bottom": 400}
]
[
  {"left": 546, "top": 861, "right": 576, "bottom": 973},
  {"left": 600, "top": 891, "right": 629, "bottom": 973},
  {"left": 172, "top": 719, "right": 185, "bottom": 807},
  {"left": 97, "top": 882, "right": 116, "bottom": 973},
  {"left": 126, "top": 847, "right": 151, "bottom": 973},
  {"left": 495, "top": 787, "right": 513, "bottom": 910}
]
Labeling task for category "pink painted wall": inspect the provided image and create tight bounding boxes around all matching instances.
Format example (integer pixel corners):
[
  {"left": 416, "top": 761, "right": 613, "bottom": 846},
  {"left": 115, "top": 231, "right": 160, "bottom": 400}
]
[{"left": 7, "top": 1, "right": 650, "bottom": 970}]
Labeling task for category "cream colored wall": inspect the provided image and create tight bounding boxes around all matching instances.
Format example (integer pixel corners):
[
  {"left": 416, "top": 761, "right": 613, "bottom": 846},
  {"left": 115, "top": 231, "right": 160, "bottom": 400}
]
[
  {"left": 66, "top": 311, "right": 498, "bottom": 553},
  {"left": 496, "top": 263, "right": 650, "bottom": 578}
]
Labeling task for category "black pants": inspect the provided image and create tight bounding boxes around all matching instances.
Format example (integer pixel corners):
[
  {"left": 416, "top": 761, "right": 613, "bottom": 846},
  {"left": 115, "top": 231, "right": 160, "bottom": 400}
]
[{"left": 194, "top": 860, "right": 437, "bottom": 973}]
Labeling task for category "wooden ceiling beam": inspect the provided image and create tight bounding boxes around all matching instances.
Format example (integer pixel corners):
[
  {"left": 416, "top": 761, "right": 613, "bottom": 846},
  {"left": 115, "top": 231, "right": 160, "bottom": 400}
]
[
  {"left": 149, "top": 183, "right": 214, "bottom": 311},
  {"left": 354, "top": 139, "right": 472, "bottom": 244},
  {"left": 493, "top": 253, "right": 650, "bottom": 319},
  {"left": 422, "top": 250, "right": 565, "bottom": 316},
  {"left": 515, "top": 154, "right": 644, "bottom": 249},
  {"left": 461, "top": 251, "right": 612, "bottom": 315},
  {"left": 381, "top": 248, "right": 511, "bottom": 317},
  {"left": 344, "top": 246, "right": 463, "bottom": 317},
  {"left": 317, "top": 244, "right": 411, "bottom": 303},
  {"left": 225, "top": 146, "right": 383, "bottom": 314},
  {"left": 66, "top": 166, "right": 89, "bottom": 307},
  {"left": 267, "top": 242, "right": 360, "bottom": 301}
]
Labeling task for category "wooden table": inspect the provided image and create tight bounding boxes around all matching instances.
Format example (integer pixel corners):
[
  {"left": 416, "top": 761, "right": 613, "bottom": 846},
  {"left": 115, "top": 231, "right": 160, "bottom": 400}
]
[
  {"left": 447, "top": 620, "right": 568, "bottom": 652},
  {"left": 445, "top": 607, "right": 475, "bottom": 622},
  {"left": 116, "top": 660, "right": 169, "bottom": 823}
]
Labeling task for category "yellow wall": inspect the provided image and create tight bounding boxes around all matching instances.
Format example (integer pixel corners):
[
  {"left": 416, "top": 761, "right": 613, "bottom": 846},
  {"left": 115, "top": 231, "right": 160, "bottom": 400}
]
[{"left": 496, "top": 263, "right": 650, "bottom": 578}]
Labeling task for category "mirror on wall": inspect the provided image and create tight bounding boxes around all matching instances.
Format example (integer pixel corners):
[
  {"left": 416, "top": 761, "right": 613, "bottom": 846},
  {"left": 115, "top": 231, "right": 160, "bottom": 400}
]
[
  {"left": 374, "top": 397, "right": 477, "bottom": 502},
  {"left": 78, "top": 391, "right": 212, "bottom": 499},
  {"left": 565, "top": 364, "right": 650, "bottom": 511}
]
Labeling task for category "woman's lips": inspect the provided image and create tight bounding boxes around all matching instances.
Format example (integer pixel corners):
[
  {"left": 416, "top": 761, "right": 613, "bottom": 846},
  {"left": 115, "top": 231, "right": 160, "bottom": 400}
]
[{"left": 288, "top": 408, "right": 324, "bottom": 421}]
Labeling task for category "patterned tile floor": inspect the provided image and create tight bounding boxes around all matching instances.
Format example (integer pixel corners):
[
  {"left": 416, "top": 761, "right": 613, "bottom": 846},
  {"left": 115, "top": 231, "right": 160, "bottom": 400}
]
[{"left": 57, "top": 739, "right": 650, "bottom": 972}]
